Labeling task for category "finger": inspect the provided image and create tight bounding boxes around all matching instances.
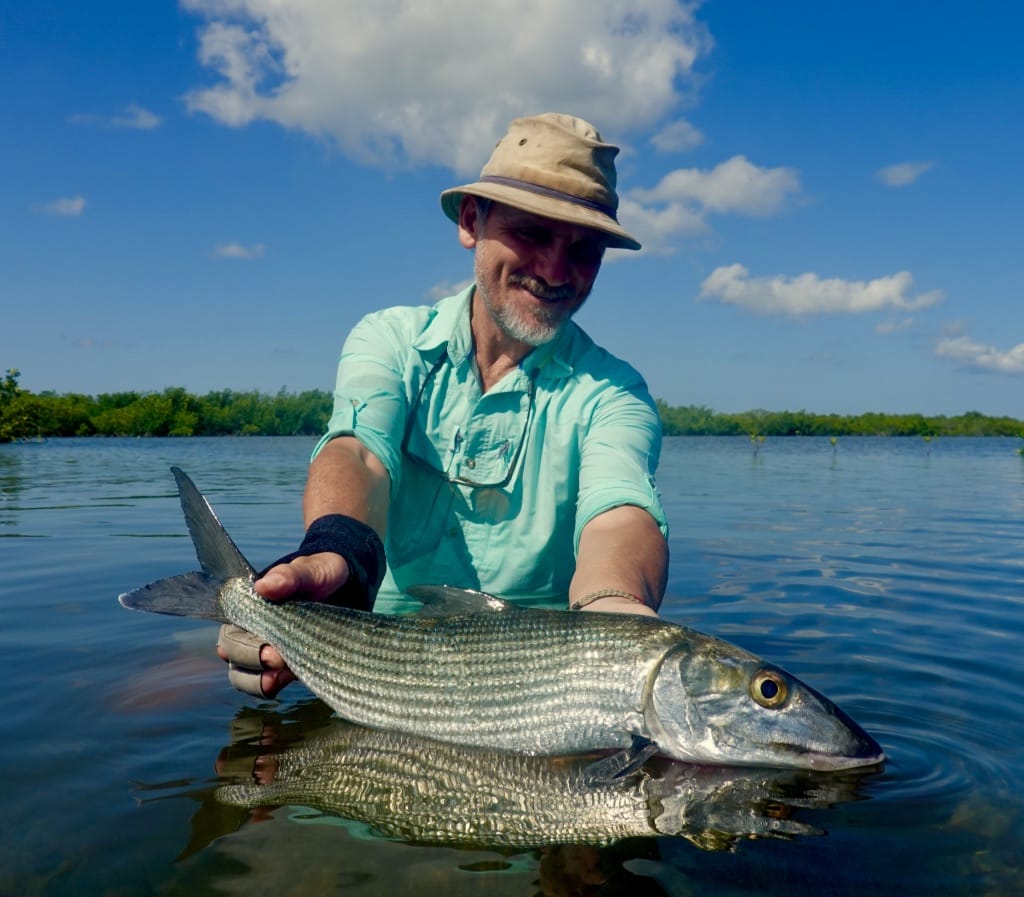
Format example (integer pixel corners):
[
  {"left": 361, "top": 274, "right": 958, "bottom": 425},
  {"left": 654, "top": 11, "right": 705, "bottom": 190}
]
[
  {"left": 262, "top": 667, "right": 297, "bottom": 697},
  {"left": 260, "top": 644, "right": 285, "bottom": 669},
  {"left": 227, "top": 664, "right": 268, "bottom": 698},
  {"left": 217, "top": 624, "right": 264, "bottom": 668},
  {"left": 254, "top": 552, "right": 350, "bottom": 603},
  {"left": 225, "top": 664, "right": 296, "bottom": 700},
  {"left": 217, "top": 624, "right": 288, "bottom": 671},
  {"left": 215, "top": 749, "right": 280, "bottom": 786}
]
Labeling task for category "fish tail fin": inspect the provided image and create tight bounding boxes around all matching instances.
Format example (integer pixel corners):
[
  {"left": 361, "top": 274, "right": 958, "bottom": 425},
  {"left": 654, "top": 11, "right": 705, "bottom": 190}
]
[
  {"left": 117, "top": 468, "right": 255, "bottom": 622},
  {"left": 119, "top": 571, "right": 230, "bottom": 622},
  {"left": 171, "top": 466, "right": 256, "bottom": 581}
]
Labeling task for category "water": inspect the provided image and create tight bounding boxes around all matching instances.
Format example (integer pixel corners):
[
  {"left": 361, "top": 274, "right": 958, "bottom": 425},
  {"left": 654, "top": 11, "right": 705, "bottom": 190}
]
[{"left": 2, "top": 436, "right": 1022, "bottom": 896}]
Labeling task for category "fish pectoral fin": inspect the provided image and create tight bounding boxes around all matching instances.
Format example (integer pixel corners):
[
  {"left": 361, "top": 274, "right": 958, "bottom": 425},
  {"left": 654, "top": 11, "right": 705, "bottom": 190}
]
[
  {"left": 404, "top": 584, "right": 523, "bottom": 616},
  {"left": 581, "top": 735, "right": 660, "bottom": 787}
]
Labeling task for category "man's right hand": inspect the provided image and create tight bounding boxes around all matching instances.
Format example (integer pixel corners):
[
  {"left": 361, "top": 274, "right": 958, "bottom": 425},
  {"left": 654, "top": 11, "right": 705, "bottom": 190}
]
[
  {"left": 222, "top": 435, "right": 391, "bottom": 699},
  {"left": 217, "top": 551, "right": 350, "bottom": 699},
  {"left": 256, "top": 551, "right": 351, "bottom": 603}
]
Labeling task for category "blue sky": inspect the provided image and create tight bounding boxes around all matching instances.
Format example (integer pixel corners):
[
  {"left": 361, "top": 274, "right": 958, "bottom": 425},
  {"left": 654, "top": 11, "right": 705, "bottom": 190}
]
[{"left": 3, "top": 1, "right": 1022, "bottom": 415}]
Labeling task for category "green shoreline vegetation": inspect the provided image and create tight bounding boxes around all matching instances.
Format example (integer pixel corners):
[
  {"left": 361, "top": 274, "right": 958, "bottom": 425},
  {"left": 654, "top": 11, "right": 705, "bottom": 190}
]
[{"left": 2, "top": 369, "right": 1023, "bottom": 443}]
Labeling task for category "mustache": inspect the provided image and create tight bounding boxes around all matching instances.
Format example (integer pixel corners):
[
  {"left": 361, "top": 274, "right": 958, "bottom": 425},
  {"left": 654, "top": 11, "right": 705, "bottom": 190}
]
[{"left": 507, "top": 273, "right": 577, "bottom": 303}]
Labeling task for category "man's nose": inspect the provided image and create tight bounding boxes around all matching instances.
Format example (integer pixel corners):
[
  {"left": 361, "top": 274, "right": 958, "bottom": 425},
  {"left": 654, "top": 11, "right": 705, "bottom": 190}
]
[{"left": 531, "top": 239, "right": 572, "bottom": 286}]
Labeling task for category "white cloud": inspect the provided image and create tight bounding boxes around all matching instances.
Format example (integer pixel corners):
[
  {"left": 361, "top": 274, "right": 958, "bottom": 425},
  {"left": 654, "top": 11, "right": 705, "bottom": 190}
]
[
  {"left": 618, "top": 194, "right": 709, "bottom": 247},
  {"left": 212, "top": 242, "right": 265, "bottom": 259},
  {"left": 69, "top": 104, "right": 162, "bottom": 130},
  {"left": 699, "top": 265, "right": 944, "bottom": 317},
  {"left": 650, "top": 118, "right": 704, "bottom": 153},
  {"left": 427, "top": 277, "right": 474, "bottom": 301},
  {"left": 935, "top": 335, "right": 1024, "bottom": 375},
  {"left": 111, "top": 104, "right": 163, "bottom": 130},
  {"left": 631, "top": 155, "right": 800, "bottom": 215},
  {"left": 876, "top": 161, "right": 934, "bottom": 187},
  {"left": 875, "top": 317, "right": 915, "bottom": 334},
  {"left": 36, "top": 195, "right": 87, "bottom": 217},
  {"left": 620, "top": 156, "right": 801, "bottom": 254},
  {"left": 181, "top": 0, "right": 710, "bottom": 174}
]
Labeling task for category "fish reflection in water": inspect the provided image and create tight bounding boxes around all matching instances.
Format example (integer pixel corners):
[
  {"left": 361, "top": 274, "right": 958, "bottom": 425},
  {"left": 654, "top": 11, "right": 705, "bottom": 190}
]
[{"left": 210, "top": 705, "right": 879, "bottom": 854}]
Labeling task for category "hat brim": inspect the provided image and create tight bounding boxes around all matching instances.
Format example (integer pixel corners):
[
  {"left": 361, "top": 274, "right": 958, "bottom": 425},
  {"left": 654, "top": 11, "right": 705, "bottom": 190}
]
[{"left": 440, "top": 183, "right": 641, "bottom": 252}]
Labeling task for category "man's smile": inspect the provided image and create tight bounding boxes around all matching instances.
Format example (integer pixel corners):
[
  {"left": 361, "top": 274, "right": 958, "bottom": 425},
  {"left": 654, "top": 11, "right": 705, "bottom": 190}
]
[{"left": 507, "top": 272, "right": 577, "bottom": 304}]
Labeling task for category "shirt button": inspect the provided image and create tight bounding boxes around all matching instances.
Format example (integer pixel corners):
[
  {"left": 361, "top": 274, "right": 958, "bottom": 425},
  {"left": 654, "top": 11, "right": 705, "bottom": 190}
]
[
  {"left": 447, "top": 527, "right": 459, "bottom": 537},
  {"left": 464, "top": 458, "right": 476, "bottom": 469}
]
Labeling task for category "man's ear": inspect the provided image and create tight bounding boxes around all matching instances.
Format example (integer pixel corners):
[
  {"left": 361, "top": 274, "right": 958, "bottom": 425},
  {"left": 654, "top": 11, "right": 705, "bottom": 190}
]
[{"left": 457, "top": 195, "right": 481, "bottom": 249}]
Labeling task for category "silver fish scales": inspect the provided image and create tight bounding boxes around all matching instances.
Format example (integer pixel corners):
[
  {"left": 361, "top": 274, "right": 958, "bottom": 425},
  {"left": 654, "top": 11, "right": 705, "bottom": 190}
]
[
  {"left": 213, "top": 714, "right": 870, "bottom": 850},
  {"left": 218, "top": 580, "right": 684, "bottom": 755}
]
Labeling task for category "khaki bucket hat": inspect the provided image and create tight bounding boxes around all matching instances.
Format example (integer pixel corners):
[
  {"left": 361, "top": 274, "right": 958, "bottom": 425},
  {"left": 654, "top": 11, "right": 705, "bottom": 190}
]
[{"left": 440, "top": 113, "right": 641, "bottom": 251}]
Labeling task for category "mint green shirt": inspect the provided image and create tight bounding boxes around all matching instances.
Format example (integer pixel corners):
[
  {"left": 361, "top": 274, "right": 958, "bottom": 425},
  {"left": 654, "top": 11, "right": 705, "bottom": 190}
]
[{"left": 314, "top": 286, "right": 666, "bottom": 611}]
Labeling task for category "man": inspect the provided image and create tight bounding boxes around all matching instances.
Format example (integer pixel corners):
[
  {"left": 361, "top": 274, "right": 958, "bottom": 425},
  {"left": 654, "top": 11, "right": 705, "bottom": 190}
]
[{"left": 219, "top": 113, "right": 669, "bottom": 698}]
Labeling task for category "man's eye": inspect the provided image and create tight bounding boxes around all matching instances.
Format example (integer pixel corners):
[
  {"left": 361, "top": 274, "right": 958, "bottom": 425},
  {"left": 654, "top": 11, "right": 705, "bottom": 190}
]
[
  {"left": 516, "top": 228, "right": 551, "bottom": 245},
  {"left": 570, "top": 243, "right": 604, "bottom": 266}
]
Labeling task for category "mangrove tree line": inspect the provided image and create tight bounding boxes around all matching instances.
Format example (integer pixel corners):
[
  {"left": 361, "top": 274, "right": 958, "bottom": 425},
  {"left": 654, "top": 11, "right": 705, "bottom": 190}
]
[{"left": 1, "top": 369, "right": 1021, "bottom": 442}]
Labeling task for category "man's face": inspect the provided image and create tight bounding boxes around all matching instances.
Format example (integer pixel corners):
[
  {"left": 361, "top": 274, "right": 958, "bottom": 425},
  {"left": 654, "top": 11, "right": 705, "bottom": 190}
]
[{"left": 460, "top": 200, "right": 606, "bottom": 349}]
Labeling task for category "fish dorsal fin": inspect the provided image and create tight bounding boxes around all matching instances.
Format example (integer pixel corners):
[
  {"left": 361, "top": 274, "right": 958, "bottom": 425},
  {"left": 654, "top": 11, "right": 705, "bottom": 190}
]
[
  {"left": 404, "top": 584, "right": 523, "bottom": 616},
  {"left": 172, "top": 467, "right": 255, "bottom": 581}
]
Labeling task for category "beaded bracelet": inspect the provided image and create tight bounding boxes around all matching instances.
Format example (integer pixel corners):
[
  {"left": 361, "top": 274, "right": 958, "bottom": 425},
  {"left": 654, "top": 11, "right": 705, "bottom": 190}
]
[{"left": 570, "top": 589, "right": 645, "bottom": 611}]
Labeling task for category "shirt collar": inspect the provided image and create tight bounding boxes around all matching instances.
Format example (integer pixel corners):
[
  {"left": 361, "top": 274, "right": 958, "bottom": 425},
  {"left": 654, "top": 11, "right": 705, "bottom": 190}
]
[{"left": 411, "top": 284, "right": 473, "bottom": 364}]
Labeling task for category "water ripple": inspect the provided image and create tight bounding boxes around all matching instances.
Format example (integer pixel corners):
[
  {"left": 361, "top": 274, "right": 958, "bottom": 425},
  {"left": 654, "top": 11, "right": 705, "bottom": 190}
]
[{"left": 4, "top": 436, "right": 1024, "bottom": 897}]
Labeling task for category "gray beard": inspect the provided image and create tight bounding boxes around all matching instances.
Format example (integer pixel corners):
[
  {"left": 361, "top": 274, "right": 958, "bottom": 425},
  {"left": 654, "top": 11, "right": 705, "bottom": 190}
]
[
  {"left": 490, "top": 301, "right": 563, "bottom": 347},
  {"left": 475, "top": 263, "right": 580, "bottom": 348}
]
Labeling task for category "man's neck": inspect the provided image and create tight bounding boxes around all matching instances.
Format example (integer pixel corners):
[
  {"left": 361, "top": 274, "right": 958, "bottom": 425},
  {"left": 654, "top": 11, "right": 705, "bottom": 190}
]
[{"left": 469, "top": 292, "right": 534, "bottom": 392}]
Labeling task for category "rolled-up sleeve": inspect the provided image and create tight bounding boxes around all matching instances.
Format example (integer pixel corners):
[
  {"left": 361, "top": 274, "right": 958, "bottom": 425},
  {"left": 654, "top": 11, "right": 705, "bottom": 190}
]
[
  {"left": 312, "top": 310, "right": 412, "bottom": 494},
  {"left": 573, "top": 372, "right": 667, "bottom": 552}
]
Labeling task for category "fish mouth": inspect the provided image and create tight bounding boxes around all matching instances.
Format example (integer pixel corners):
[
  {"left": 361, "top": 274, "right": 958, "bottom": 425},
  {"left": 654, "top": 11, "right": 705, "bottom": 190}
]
[
  {"left": 701, "top": 703, "right": 887, "bottom": 772},
  {"left": 776, "top": 739, "right": 886, "bottom": 772},
  {"left": 799, "top": 749, "right": 886, "bottom": 772}
]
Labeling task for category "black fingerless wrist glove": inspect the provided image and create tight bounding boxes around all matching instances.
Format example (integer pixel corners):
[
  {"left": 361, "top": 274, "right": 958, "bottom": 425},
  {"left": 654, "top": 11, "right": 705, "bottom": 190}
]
[{"left": 261, "top": 514, "right": 386, "bottom": 611}]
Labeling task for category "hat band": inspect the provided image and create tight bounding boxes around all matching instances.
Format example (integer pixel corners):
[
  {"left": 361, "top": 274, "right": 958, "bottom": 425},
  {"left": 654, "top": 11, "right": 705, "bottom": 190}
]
[{"left": 478, "top": 175, "right": 618, "bottom": 221}]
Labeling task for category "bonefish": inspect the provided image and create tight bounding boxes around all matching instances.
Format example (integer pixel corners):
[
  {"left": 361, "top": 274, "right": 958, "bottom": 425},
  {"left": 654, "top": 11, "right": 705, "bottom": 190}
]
[{"left": 119, "top": 468, "right": 884, "bottom": 770}]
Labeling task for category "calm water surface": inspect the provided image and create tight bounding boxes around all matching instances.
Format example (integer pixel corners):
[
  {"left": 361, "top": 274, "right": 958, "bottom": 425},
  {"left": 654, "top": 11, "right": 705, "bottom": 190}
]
[{"left": 2, "top": 436, "right": 1022, "bottom": 896}]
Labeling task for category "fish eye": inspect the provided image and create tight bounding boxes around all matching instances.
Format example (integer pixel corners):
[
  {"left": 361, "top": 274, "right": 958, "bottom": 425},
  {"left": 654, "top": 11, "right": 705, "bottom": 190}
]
[{"left": 750, "top": 669, "right": 789, "bottom": 709}]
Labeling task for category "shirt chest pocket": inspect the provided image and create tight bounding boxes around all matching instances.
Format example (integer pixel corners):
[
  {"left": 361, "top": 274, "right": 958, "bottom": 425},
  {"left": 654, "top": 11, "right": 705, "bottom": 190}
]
[{"left": 404, "top": 387, "right": 533, "bottom": 489}]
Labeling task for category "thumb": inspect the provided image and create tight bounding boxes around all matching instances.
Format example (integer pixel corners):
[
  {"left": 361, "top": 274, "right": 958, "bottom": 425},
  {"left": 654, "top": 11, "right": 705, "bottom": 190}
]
[{"left": 255, "top": 552, "right": 350, "bottom": 603}]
